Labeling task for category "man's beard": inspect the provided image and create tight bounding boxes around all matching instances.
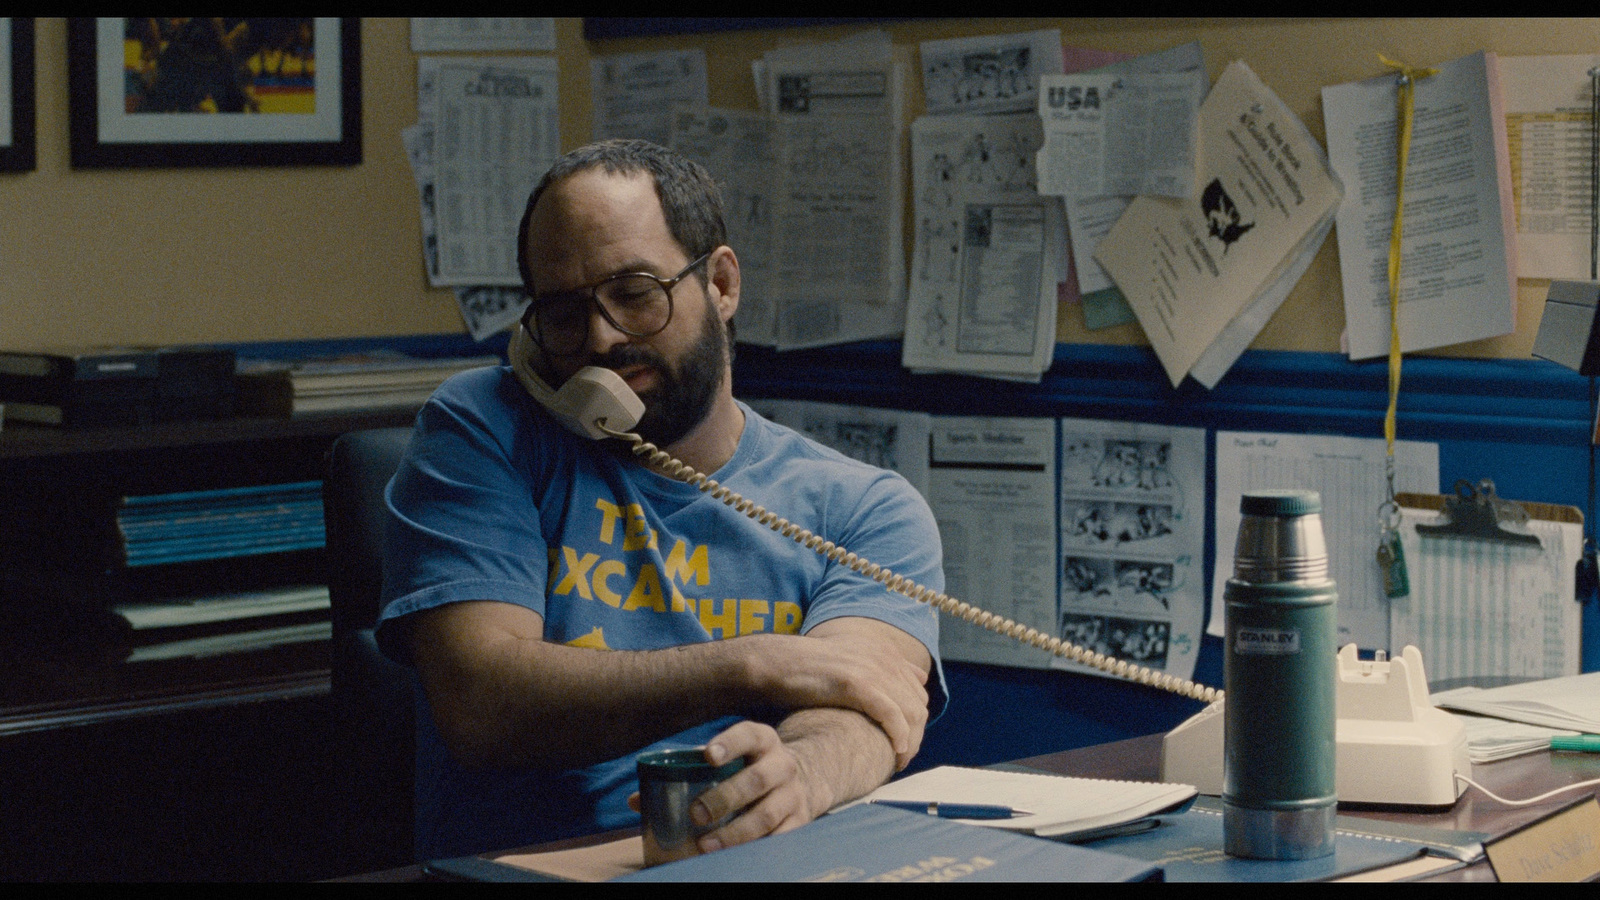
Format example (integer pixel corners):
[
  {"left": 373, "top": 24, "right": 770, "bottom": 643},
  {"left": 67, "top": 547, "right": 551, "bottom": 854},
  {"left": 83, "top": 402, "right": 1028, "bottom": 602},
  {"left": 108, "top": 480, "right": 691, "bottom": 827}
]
[{"left": 585, "top": 296, "right": 728, "bottom": 448}]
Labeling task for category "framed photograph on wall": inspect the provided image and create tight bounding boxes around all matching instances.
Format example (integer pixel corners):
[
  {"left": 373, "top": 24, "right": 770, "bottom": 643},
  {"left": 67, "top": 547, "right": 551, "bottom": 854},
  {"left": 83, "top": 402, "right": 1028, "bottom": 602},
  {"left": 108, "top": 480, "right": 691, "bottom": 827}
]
[
  {"left": 1, "top": 18, "right": 36, "bottom": 172},
  {"left": 68, "top": 17, "right": 361, "bottom": 168}
]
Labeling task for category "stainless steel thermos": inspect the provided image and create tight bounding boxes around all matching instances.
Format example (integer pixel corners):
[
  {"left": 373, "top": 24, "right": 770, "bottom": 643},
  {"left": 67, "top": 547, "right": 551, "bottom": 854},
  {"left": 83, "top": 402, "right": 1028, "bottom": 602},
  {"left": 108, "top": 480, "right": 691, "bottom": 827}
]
[{"left": 1223, "top": 489, "right": 1337, "bottom": 860}]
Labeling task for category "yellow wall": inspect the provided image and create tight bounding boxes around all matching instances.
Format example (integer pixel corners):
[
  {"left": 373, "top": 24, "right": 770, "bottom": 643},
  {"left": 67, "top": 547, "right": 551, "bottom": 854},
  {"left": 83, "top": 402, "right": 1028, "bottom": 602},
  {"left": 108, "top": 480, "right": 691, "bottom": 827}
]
[{"left": 5, "top": 17, "right": 1598, "bottom": 358}]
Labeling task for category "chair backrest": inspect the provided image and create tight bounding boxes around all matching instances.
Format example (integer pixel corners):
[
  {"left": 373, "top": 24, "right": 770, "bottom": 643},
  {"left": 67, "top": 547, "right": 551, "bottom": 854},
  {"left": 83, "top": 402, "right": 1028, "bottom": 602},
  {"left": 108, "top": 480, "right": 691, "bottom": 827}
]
[{"left": 322, "top": 426, "right": 417, "bottom": 872}]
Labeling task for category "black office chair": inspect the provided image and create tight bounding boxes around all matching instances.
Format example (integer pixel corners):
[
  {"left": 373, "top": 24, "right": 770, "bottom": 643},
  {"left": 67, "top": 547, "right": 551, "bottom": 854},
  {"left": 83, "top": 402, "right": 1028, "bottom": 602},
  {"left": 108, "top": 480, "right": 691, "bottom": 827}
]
[{"left": 323, "top": 426, "right": 417, "bottom": 872}]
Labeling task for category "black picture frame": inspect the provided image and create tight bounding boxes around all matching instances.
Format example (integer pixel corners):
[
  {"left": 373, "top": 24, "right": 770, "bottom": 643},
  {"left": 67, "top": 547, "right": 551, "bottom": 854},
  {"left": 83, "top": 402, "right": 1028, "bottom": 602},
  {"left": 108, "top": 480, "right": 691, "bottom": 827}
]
[
  {"left": 1, "top": 18, "right": 36, "bottom": 172},
  {"left": 68, "top": 17, "right": 361, "bottom": 169}
]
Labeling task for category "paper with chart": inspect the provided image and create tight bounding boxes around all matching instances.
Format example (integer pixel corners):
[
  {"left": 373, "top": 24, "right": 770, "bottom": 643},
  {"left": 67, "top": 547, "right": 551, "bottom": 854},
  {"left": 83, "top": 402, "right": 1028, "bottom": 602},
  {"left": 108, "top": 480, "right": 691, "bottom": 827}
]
[
  {"left": 429, "top": 56, "right": 560, "bottom": 287},
  {"left": 1212, "top": 432, "right": 1439, "bottom": 649},
  {"left": 1498, "top": 54, "right": 1600, "bottom": 280},
  {"left": 1390, "top": 507, "right": 1581, "bottom": 681},
  {"left": 926, "top": 417, "right": 1057, "bottom": 668},
  {"left": 1095, "top": 61, "right": 1343, "bottom": 388},
  {"left": 668, "top": 106, "right": 780, "bottom": 346},
  {"left": 1057, "top": 420, "right": 1205, "bottom": 683},
  {"left": 1322, "top": 51, "right": 1517, "bottom": 361},
  {"left": 903, "top": 113, "right": 1063, "bottom": 380},
  {"left": 591, "top": 49, "right": 708, "bottom": 147},
  {"left": 747, "top": 399, "right": 931, "bottom": 498}
]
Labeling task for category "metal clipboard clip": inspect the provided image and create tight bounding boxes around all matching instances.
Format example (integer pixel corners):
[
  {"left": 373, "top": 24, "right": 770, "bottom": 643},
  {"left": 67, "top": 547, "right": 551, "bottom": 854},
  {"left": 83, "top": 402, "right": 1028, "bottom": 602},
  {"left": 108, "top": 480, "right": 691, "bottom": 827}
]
[{"left": 1414, "top": 479, "right": 1542, "bottom": 548}]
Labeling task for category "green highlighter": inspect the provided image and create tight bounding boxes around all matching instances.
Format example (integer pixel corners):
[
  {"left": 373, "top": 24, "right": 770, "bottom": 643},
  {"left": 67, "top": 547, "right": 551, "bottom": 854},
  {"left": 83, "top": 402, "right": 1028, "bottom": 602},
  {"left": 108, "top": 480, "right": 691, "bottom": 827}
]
[{"left": 1549, "top": 735, "right": 1600, "bottom": 752}]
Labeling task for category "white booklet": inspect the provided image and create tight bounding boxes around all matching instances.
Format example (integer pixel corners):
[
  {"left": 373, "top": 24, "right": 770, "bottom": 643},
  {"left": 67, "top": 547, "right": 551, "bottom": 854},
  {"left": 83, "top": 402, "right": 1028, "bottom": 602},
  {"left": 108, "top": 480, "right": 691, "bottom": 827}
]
[{"left": 849, "top": 765, "right": 1196, "bottom": 841}]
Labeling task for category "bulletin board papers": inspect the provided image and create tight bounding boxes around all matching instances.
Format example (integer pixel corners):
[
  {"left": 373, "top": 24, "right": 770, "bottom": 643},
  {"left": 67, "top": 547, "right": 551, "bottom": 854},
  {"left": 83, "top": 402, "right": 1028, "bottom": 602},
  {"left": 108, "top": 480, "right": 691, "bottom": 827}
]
[
  {"left": 1094, "top": 61, "right": 1343, "bottom": 388},
  {"left": 591, "top": 49, "right": 709, "bottom": 148},
  {"left": 1212, "top": 432, "right": 1440, "bottom": 650},
  {"left": 1390, "top": 505, "right": 1582, "bottom": 681},
  {"left": 918, "top": 29, "right": 1066, "bottom": 117},
  {"left": 410, "top": 18, "right": 555, "bottom": 52},
  {"left": 1036, "top": 70, "right": 1206, "bottom": 200},
  {"left": 1498, "top": 54, "right": 1600, "bottom": 280},
  {"left": 1055, "top": 420, "right": 1206, "bottom": 683},
  {"left": 903, "top": 113, "right": 1063, "bottom": 381},
  {"left": 1322, "top": 51, "right": 1517, "bottom": 362}
]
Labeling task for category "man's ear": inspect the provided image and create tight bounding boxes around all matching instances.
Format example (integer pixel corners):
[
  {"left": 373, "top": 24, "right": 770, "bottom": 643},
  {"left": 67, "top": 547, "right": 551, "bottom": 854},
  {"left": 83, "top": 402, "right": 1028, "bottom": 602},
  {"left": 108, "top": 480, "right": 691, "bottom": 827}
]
[{"left": 707, "top": 245, "right": 740, "bottom": 324}]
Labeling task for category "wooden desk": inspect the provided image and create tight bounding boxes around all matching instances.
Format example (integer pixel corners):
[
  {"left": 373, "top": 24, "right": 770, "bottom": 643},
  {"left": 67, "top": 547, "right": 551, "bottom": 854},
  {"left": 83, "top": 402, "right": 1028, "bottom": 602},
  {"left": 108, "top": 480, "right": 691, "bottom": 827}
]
[{"left": 347, "top": 732, "right": 1600, "bottom": 882}]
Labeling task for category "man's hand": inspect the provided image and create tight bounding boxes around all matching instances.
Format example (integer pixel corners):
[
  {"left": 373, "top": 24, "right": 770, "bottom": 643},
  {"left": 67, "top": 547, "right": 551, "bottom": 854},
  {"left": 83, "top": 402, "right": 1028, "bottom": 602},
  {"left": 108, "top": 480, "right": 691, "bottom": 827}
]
[{"left": 738, "top": 617, "right": 931, "bottom": 770}]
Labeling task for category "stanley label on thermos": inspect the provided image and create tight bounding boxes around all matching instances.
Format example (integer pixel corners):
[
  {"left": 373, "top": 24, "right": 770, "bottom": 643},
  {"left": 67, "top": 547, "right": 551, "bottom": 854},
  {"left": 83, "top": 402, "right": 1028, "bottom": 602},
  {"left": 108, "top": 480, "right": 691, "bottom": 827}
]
[{"left": 1234, "top": 627, "right": 1301, "bottom": 654}]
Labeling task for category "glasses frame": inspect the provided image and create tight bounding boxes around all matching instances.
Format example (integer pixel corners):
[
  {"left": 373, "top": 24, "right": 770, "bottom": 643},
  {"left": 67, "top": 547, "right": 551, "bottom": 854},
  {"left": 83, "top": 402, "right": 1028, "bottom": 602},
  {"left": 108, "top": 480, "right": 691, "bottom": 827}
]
[{"left": 524, "top": 251, "right": 713, "bottom": 358}]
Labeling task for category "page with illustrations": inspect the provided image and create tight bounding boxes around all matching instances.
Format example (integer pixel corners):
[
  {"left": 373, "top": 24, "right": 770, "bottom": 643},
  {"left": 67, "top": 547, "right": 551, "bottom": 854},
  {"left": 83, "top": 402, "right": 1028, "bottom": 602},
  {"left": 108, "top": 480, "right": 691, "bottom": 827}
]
[
  {"left": 919, "top": 28, "right": 1065, "bottom": 116},
  {"left": 748, "top": 399, "right": 931, "bottom": 497},
  {"left": 1498, "top": 54, "right": 1600, "bottom": 280},
  {"left": 668, "top": 105, "right": 780, "bottom": 346},
  {"left": 1391, "top": 510, "right": 1581, "bottom": 680},
  {"left": 1095, "top": 61, "right": 1342, "bottom": 387},
  {"left": 1212, "top": 432, "right": 1439, "bottom": 649},
  {"left": 1322, "top": 51, "right": 1518, "bottom": 361},
  {"left": 903, "top": 113, "right": 1061, "bottom": 380},
  {"left": 590, "top": 48, "right": 708, "bottom": 147},
  {"left": 1055, "top": 420, "right": 1206, "bottom": 683},
  {"left": 926, "top": 417, "right": 1058, "bottom": 668}
]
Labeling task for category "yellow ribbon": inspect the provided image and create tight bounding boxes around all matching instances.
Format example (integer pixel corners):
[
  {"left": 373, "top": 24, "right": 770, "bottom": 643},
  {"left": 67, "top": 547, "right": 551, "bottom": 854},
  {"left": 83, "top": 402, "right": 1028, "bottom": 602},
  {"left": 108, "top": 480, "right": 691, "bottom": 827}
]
[{"left": 1378, "top": 55, "right": 1438, "bottom": 459}]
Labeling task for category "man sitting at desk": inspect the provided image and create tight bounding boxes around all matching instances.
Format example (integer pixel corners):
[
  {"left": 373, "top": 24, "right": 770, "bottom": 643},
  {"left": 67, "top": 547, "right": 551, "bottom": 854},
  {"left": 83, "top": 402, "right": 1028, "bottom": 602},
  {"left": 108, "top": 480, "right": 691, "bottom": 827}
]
[{"left": 376, "top": 139, "right": 947, "bottom": 860}]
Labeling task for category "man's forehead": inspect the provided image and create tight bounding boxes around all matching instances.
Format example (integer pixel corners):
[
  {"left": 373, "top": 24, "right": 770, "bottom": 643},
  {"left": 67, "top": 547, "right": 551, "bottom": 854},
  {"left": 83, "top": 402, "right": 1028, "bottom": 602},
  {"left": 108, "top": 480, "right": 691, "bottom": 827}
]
[{"left": 524, "top": 169, "right": 675, "bottom": 274}]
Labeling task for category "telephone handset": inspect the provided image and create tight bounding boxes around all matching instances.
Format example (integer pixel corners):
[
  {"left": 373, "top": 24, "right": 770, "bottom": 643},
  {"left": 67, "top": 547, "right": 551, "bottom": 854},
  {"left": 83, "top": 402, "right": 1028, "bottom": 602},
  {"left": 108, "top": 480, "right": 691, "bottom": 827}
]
[
  {"left": 509, "top": 324, "right": 644, "bottom": 440},
  {"left": 507, "top": 324, "right": 1219, "bottom": 703}
]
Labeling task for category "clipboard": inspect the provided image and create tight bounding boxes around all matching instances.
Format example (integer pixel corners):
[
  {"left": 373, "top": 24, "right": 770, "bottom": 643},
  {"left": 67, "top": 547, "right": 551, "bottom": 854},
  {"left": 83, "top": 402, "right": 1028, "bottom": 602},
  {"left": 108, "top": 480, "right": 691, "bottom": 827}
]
[{"left": 1390, "top": 483, "right": 1583, "bottom": 683}]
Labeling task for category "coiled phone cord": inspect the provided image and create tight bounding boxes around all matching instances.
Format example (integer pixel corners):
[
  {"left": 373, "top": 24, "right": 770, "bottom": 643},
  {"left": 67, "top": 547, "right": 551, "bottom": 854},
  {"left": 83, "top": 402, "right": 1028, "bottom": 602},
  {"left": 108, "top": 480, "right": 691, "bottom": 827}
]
[{"left": 600, "top": 423, "right": 1223, "bottom": 705}]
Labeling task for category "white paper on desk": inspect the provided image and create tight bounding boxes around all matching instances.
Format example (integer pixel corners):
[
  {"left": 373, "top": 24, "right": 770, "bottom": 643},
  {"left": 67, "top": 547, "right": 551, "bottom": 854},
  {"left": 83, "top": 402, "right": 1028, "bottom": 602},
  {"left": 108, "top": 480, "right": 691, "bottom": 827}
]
[
  {"left": 668, "top": 106, "right": 780, "bottom": 347},
  {"left": 1322, "top": 51, "right": 1517, "bottom": 362},
  {"left": 1095, "top": 61, "right": 1342, "bottom": 388},
  {"left": 410, "top": 17, "right": 555, "bottom": 52},
  {"left": 591, "top": 49, "right": 708, "bottom": 147},
  {"left": 1037, "top": 70, "right": 1206, "bottom": 200},
  {"left": 1056, "top": 420, "right": 1206, "bottom": 683},
  {"left": 903, "top": 113, "right": 1062, "bottom": 380},
  {"left": 1432, "top": 671, "right": 1600, "bottom": 733},
  {"left": 429, "top": 57, "right": 560, "bottom": 287},
  {"left": 1212, "top": 432, "right": 1439, "bottom": 649},
  {"left": 926, "top": 417, "right": 1057, "bottom": 669},
  {"left": 1390, "top": 508, "right": 1582, "bottom": 681},
  {"left": 1498, "top": 54, "right": 1600, "bottom": 280},
  {"left": 748, "top": 399, "right": 931, "bottom": 498},
  {"left": 919, "top": 28, "right": 1064, "bottom": 116}
]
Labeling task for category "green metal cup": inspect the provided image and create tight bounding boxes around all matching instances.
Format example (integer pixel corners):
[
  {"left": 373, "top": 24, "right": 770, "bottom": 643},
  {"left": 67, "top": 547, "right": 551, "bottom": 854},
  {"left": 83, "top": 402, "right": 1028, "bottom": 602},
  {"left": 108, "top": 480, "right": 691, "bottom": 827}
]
[{"left": 637, "top": 748, "right": 745, "bottom": 867}]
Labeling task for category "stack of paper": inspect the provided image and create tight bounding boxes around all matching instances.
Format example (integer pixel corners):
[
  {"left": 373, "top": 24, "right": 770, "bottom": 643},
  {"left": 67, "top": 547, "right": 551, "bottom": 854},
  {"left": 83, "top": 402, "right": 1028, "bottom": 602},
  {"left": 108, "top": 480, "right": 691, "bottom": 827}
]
[
  {"left": 1429, "top": 703, "right": 1579, "bottom": 764},
  {"left": 1431, "top": 672, "right": 1600, "bottom": 734},
  {"left": 852, "top": 765, "right": 1196, "bottom": 842}
]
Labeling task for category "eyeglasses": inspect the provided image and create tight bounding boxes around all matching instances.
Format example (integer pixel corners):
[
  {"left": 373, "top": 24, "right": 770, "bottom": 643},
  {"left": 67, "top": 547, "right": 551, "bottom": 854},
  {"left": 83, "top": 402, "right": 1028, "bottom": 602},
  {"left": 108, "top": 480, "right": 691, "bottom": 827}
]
[{"left": 524, "top": 251, "right": 712, "bottom": 358}]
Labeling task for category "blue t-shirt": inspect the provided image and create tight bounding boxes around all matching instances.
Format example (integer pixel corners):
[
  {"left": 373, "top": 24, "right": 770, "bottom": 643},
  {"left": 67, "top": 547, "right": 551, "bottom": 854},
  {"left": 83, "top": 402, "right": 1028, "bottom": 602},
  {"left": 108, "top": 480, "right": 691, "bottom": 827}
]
[{"left": 376, "top": 366, "right": 947, "bottom": 859}]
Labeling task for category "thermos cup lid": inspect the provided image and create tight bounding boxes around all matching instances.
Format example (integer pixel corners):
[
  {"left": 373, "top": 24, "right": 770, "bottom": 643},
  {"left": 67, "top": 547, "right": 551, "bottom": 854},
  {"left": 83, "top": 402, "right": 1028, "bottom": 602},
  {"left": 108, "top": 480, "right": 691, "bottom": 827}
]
[{"left": 1240, "top": 489, "right": 1321, "bottom": 517}]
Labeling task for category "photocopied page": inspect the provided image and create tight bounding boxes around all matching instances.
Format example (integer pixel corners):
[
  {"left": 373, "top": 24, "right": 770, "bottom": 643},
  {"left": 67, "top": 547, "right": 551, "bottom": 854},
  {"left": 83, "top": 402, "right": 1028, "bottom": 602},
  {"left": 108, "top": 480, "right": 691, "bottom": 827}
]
[
  {"left": 747, "top": 399, "right": 932, "bottom": 498},
  {"left": 1497, "top": 54, "right": 1600, "bottom": 280},
  {"left": 903, "top": 112, "right": 1062, "bottom": 380},
  {"left": 1212, "top": 432, "right": 1440, "bottom": 649},
  {"left": 427, "top": 56, "right": 561, "bottom": 288},
  {"left": 1036, "top": 69, "right": 1206, "bottom": 200},
  {"left": 1390, "top": 509, "right": 1582, "bottom": 680},
  {"left": 925, "top": 416, "right": 1058, "bottom": 669},
  {"left": 919, "top": 28, "right": 1065, "bottom": 117},
  {"left": 1322, "top": 51, "right": 1518, "bottom": 361},
  {"left": 668, "top": 106, "right": 780, "bottom": 347},
  {"left": 1094, "top": 61, "right": 1342, "bottom": 387},
  {"left": 590, "top": 48, "right": 708, "bottom": 147},
  {"left": 1055, "top": 420, "right": 1206, "bottom": 683}
]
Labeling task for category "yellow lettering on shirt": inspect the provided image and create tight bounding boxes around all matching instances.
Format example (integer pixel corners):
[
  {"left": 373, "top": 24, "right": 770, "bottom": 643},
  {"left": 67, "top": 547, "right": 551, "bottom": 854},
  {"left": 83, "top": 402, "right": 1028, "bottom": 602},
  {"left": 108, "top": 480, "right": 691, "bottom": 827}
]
[
  {"left": 594, "top": 498, "right": 623, "bottom": 545},
  {"left": 663, "top": 539, "right": 710, "bottom": 587},
  {"left": 554, "top": 548, "right": 598, "bottom": 600},
  {"left": 738, "top": 599, "right": 770, "bottom": 636},
  {"left": 565, "top": 627, "right": 609, "bottom": 649},
  {"left": 698, "top": 597, "right": 738, "bottom": 640},
  {"left": 623, "top": 563, "right": 668, "bottom": 612},
  {"left": 772, "top": 601, "right": 803, "bottom": 634},
  {"left": 623, "top": 503, "right": 658, "bottom": 552},
  {"left": 592, "top": 559, "right": 626, "bottom": 607}
]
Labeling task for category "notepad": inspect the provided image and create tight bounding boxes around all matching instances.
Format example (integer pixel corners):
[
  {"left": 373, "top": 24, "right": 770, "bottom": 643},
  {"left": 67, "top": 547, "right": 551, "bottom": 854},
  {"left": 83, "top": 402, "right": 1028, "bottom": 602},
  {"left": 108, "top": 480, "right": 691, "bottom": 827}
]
[{"left": 850, "top": 765, "right": 1197, "bottom": 841}]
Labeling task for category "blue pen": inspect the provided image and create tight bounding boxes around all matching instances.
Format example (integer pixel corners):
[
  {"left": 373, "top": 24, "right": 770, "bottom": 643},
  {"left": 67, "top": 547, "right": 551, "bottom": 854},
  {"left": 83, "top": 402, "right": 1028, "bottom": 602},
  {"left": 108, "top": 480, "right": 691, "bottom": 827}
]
[{"left": 870, "top": 800, "right": 1032, "bottom": 819}]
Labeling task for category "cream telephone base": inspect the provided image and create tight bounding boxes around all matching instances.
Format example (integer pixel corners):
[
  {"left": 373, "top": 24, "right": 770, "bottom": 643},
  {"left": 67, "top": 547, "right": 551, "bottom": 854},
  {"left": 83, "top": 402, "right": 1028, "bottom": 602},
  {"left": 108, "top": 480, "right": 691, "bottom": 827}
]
[{"left": 1161, "top": 644, "right": 1470, "bottom": 807}]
